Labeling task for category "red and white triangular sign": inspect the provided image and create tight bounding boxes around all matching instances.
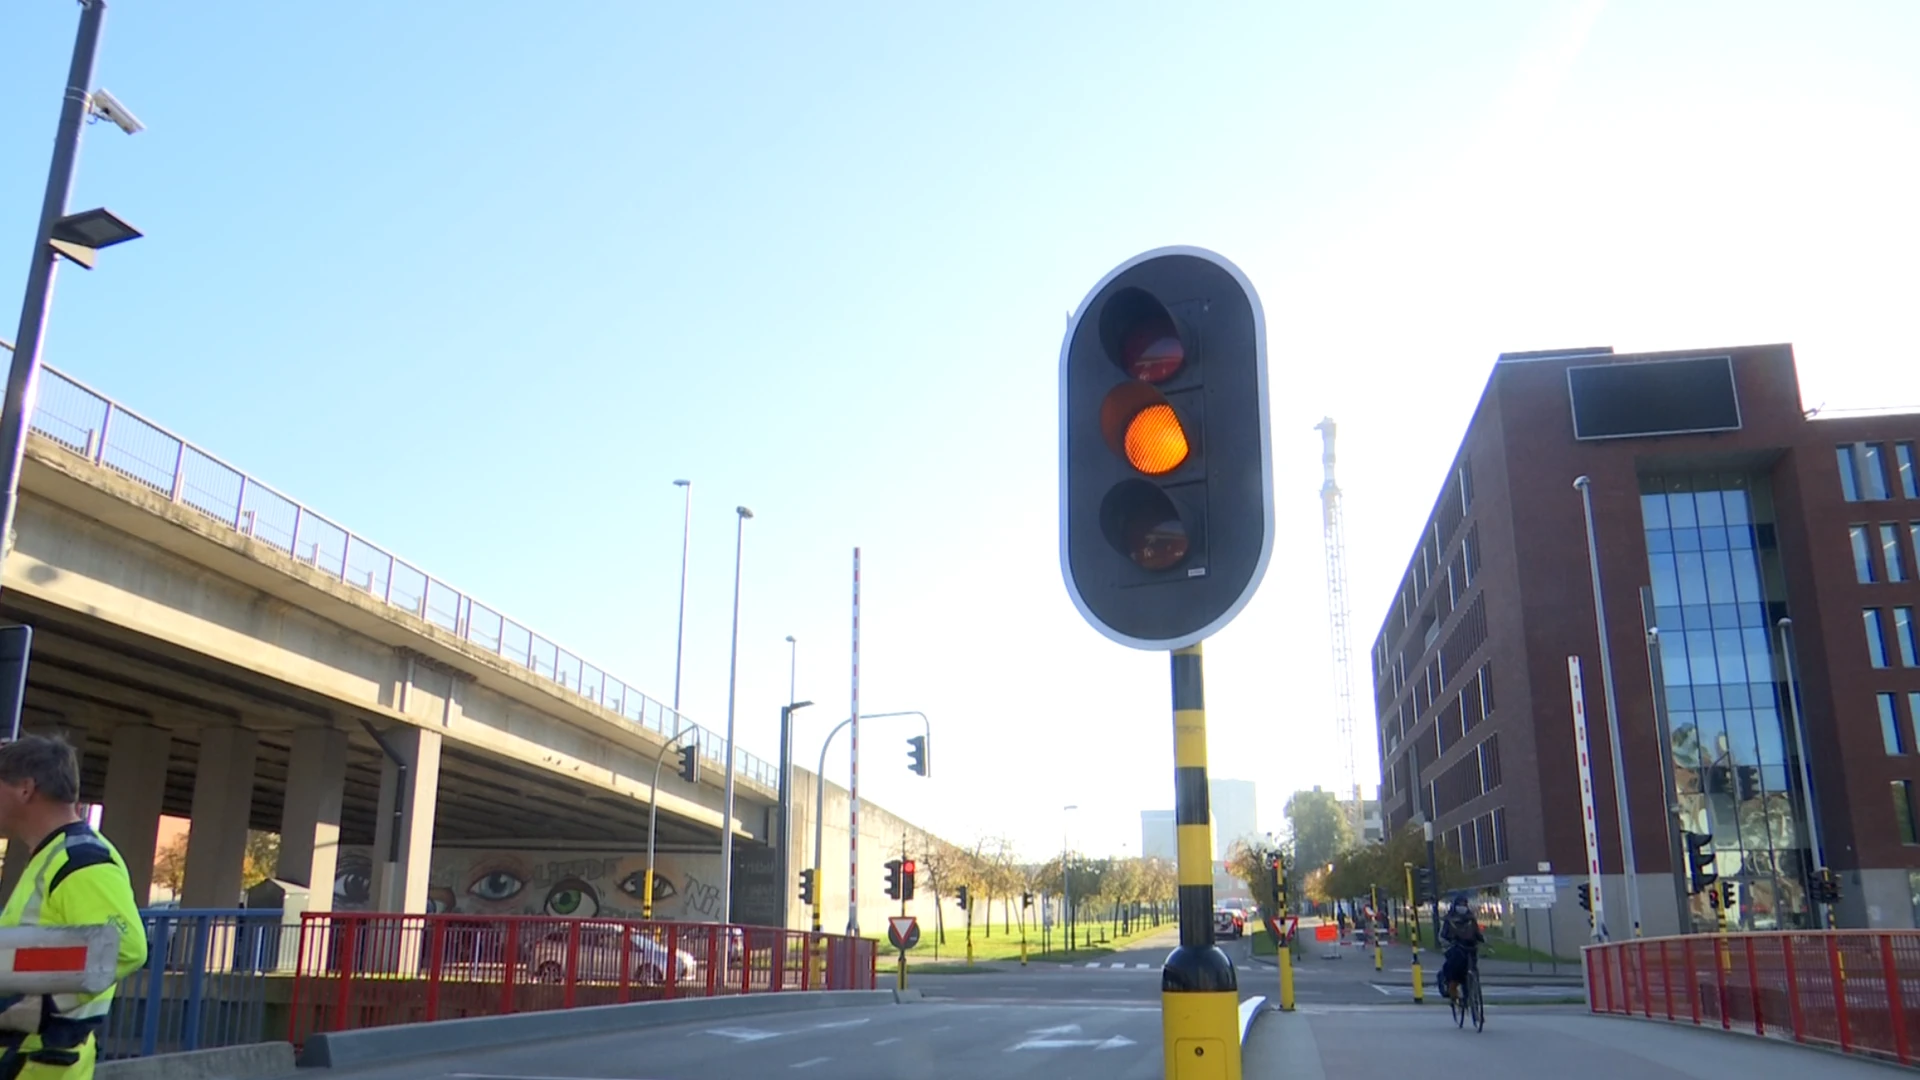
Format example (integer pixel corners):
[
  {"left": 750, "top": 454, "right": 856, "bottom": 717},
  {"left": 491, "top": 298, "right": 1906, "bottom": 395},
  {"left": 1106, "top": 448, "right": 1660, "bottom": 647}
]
[{"left": 889, "top": 916, "right": 917, "bottom": 938}]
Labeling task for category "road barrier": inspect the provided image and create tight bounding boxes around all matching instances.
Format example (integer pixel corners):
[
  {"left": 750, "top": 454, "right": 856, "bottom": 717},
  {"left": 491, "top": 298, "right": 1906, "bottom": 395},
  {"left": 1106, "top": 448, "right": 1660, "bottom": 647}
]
[
  {"left": 287, "top": 913, "right": 877, "bottom": 1046},
  {"left": 101, "top": 909, "right": 284, "bottom": 1061},
  {"left": 1585, "top": 931, "right": 1920, "bottom": 1066}
]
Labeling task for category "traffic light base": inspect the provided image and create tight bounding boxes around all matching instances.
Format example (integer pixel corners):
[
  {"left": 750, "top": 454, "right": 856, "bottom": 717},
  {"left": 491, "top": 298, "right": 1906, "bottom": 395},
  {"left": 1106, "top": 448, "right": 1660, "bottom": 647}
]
[{"left": 1161, "top": 944, "right": 1239, "bottom": 1080}]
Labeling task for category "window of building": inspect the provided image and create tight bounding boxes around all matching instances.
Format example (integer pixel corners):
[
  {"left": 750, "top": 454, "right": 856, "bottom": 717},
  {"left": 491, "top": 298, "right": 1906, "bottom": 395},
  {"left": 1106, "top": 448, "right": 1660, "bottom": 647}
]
[
  {"left": 1886, "top": 525, "right": 1910, "bottom": 582},
  {"left": 1840, "top": 446, "right": 1862, "bottom": 502},
  {"left": 1911, "top": 695, "right": 1920, "bottom": 754},
  {"left": 1459, "top": 461, "right": 1474, "bottom": 511},
  {"left": 1866, "top": 444, "right": 1893, "bottom": 501},
  {"left": 1901, "top": 442, "right": 1919, "bottom": 500},
  {"left": 1897, "top": 781, "right": 1919, "bottom": 845},
  {"left": 1882, "top": 693, "right": 1908, "bottom": 754},
  {"left": 1479, "top": 662, "right": 1495, "bottom": 715},
  {"left": 1899, "top": 607, "right": 1918, "bottom": 668},
  {"left": 1868, "top": 609, "right": 1892, "bottom": 668},
  {"left": 1854, "top": 525, "right": 1878, "bottom": 583},
  {"left": 1492, "top": 807, "right": 1510, "bottom": 863}
]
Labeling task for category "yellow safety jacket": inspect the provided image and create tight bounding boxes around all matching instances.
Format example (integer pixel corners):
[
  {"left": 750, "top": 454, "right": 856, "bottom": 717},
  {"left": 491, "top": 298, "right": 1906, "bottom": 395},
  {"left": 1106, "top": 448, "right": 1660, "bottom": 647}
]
[{"left": 0, "top": 823, "right": 147, "bottom": 1079}]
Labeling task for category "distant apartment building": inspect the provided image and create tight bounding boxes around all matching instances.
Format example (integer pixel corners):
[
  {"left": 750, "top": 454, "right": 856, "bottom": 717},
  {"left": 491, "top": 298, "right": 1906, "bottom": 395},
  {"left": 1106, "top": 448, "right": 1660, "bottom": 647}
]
[
  {"left": 1372, "top": 343, "right": 1920, "bottom": 938},
  {"left": 1140, "top": 810, "right": 1175, "bottom": 862}
]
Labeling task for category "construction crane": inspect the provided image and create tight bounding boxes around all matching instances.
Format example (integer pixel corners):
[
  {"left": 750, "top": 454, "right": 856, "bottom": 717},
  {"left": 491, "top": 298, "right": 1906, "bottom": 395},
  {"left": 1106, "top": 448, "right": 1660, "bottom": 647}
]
[{"left": 1316, "top": 418, "right": 1365, "bottom": 842}]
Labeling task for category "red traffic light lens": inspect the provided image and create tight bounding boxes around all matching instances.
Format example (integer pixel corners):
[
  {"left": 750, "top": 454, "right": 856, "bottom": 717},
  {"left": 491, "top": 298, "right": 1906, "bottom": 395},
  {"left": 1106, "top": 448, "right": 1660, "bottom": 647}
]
[
  {"left": 902, "top": 860, "right": 916, "bottom": 874},
  {"left": 1100, "top": 480, "right": 1191, "bottom": 570},
  {"left": 1100, "top": 288, "right": 1185, "bottom": 384},
  {"left": 1121, "top": 316, "right": 1184, "bottom": 383}
]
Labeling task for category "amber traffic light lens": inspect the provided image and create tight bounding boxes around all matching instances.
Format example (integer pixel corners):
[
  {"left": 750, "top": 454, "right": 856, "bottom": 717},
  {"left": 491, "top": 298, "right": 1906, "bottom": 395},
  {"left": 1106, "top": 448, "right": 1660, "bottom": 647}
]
[
  {"left": 1121, "top": 315, "right": 1184, "bottom": 383},
  {"left": 1124, "top": 404, "right": 1189, "bottom": 475},
  {"left": 1100, "top": 480, "right": 1192, "bottom": 570}
]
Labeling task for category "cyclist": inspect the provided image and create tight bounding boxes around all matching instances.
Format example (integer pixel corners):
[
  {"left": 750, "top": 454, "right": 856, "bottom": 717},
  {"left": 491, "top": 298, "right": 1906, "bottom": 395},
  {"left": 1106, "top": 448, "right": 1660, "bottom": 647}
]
[{"left": 1438, "top": 895, "right": 1485, "bottom": 1001}]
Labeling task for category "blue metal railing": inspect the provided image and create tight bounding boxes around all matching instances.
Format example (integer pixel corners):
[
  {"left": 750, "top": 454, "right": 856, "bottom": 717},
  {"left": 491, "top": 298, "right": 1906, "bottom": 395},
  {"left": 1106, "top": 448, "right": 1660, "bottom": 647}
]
[
  {"left": 24, "top": 365, "right": 776, "bottom": 791},
  {"left": 99, "top": 909, "right": 282, "bottom": 1060}
]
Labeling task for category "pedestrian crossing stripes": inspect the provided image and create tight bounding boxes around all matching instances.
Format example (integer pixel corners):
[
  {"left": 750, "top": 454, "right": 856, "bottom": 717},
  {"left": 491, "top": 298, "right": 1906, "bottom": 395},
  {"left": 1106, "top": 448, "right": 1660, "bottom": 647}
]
[{"left": 1061, "top": 962, "right": 1157, "bottom": 971}]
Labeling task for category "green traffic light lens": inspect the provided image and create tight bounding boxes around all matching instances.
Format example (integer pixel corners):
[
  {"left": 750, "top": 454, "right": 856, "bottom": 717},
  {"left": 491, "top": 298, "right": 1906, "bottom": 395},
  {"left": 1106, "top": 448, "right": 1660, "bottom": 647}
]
[{"left": 1100, "top": 480, "right": 1190, "bottom": 570}]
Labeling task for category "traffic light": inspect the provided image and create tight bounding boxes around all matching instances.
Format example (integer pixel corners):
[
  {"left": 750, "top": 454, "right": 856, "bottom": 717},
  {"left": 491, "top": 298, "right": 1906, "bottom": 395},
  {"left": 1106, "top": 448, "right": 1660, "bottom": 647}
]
[
  {"left": 1577, "top": 883, "right": 1592, "bottom": 912},
  {"left": 1812, "top": 867, "right": 1842, "bottom": 905},
  {"left": 798, "top": 868, "right": 815, "bottom": 907},
  {"left": 1684, "top": 831, "right": 1717, "bottom": 895},
  {"left": 907, "top": 735, "right": 928, "bottom": 777},
  {"left": 675, "top": 742, "right": 699, "bottom": 784},
  {"left": 901, "top": 859, "right": 917, "bottom": 901},
  {"left": 1414, "top": 867, "right": 1437, "bottom": 904},
  {"left": 956, "top": 885, "right": 970, "bottom": 912},
  {"left": 1059, "top": 247, "right": 1273, "bottom": 650},
  {"left": 0, "top": 625, "right": 29, "bottom": 741},
  {"left": 884, "top": 859, "right": 903, "bottom": 901},
  {"left": 1021, "top": 891, "right": 1034, "bottom": 909}
]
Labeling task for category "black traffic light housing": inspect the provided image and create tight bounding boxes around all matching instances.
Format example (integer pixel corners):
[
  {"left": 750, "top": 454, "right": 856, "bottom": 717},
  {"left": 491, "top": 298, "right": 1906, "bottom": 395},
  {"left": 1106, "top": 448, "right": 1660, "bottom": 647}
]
[
  {"left": 1060, "top": 247, "right": 1273, "bottom": 650},
  {"left": 1684, "top": 831, "right": 1717, "bottom": 895},
  {"left": 1021, "top": 891, "right": 1033, "bottom": 909},
  {"left": 907, "top": 735, "right": 928, "bottom": 777},
  {"left": 884, "top": 859, "right": 903, "bottom": 901},
  {"left": 1811, "top": 867, "right": 1841, "bottom": 905},
  {"left": 676, "top": 742, "right": 699, "bottom": 785},
  {"left": 798, "top": 868, "right": 815, "bottom": 906},
  {"left": 1414, "top": 867, "right": 1437, "bottom": 905},
  {"left": 901, "top": 859, "right": 917, "bottom": 902},
  {"left": 0, "top": 625, "right": 29, "bottom": 741},
  {"left": 956, "top": 885, "right": 970, "bottom": 912},
  {"left": 1577, "top": 883, "right": 1592, "bottom": 912}
]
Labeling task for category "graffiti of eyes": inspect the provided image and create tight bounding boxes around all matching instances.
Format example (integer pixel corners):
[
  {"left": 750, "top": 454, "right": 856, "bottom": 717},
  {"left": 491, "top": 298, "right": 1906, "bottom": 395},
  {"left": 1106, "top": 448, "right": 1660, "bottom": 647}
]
[
  {"left": 544, "top": 876, "right": 600, "bottom": 918},
  {"left": 468, "top": 870, "right": 526, "bottom": 903},
  {"left": 334, "top": 873, "right": 371, "bottom": 906},
  {"left": 618, "top": 870, "right": 675, "bottom": 902}
]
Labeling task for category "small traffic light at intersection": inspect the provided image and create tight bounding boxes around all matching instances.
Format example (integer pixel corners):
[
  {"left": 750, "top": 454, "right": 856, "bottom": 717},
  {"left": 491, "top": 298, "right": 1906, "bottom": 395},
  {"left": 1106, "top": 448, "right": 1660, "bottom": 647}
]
[
  {"left": 906, "top": 735, "right": 928, "bottom": 777},
  {"left": 1577, "top": 883, "right": 1592, "bottom": 912},
  {"left": 798, "top": 868, "right": 815, "bottom": 906},
  {"left": 1059, "top": 247, "right": 1273, "bottom": 650},
  {"left": 1414, "top": 867, "right": 1437, "bottom": 904},
  {"left": 901, "top": 859, "right": 917, "bottom": 901},
  {"left": 1021, "top": 891, "right": 1033, "bottom": 909},
  {"left": 956, "top": 885, "right": 970, "bottom": 912},
  {"left": 676, "top": 743, "right": 699, "bottom": 785},
  {"left": 884, "top": 859, "right": 904, "bottom": 901},
  {"left": 1684, "top": 831, "right": 1717, "bottom": 895},
  {"left": 1811, "top": 867, "right": 1842, "bottom": 905}
]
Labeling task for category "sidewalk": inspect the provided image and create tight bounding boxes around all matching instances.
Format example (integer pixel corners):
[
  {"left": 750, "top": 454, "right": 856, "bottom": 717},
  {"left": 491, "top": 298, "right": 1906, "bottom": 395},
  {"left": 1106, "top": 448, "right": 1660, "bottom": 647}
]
[{"left": 1245, "top": 1004, "right": 1903, "bottom": 1079}]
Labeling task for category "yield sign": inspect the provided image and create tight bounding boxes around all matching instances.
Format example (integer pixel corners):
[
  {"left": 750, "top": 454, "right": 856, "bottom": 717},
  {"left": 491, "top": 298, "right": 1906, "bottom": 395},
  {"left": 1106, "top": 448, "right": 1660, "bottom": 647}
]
[{"left": 888, "top": 916, "right": 921, "bottom": 950}]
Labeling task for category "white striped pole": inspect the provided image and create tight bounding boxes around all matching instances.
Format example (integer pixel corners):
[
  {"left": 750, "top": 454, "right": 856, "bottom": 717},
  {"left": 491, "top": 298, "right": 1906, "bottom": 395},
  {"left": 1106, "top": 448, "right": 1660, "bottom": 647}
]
[{"left": 847, "top": 547, "right": 862, "bottom": 936}]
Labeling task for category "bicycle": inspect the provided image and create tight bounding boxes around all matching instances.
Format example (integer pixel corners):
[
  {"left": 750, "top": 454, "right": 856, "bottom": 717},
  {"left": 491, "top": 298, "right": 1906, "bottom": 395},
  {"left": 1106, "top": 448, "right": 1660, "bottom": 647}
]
[{"left": 1447, "top": 950, "right": 1485, "bottom": 1032}]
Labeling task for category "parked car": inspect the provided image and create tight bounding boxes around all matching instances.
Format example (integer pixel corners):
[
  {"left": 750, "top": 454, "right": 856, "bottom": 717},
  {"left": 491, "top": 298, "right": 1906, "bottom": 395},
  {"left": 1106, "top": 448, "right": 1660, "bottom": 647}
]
[{"left": 523, "top": 925, "right": 697, "bottom": 985}]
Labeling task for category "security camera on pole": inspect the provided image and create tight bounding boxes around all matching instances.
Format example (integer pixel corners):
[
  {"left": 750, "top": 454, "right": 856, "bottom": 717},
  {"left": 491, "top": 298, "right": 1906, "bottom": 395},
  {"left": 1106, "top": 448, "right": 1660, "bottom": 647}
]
[{"left": 1060, "top": 246, "right": 1272, "bottom": 1080}]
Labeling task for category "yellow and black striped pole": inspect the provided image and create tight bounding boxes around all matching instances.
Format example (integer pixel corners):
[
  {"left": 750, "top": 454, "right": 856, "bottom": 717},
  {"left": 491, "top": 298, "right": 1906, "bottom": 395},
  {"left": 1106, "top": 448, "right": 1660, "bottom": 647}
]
[{"left": 1163, "top": 643, "right": 1240, "bottom": 1080}]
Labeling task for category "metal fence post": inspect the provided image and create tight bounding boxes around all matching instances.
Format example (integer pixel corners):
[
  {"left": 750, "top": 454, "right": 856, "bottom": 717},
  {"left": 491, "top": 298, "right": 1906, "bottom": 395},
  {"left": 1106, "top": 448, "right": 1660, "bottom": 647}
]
[{"left": 139, "top": 913, "right": 171, "bottom": 1056}]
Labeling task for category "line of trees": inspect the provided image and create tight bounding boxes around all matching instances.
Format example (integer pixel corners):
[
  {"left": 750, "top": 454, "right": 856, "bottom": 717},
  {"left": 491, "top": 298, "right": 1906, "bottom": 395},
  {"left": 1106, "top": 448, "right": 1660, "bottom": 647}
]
[{"left": 907, "top": 831, "right": 1178, "bottom": 944}]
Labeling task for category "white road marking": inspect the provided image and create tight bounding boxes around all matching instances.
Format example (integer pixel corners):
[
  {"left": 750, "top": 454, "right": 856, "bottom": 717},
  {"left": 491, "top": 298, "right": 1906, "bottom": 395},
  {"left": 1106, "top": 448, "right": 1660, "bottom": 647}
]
[
  {"left": 873, "top": 1037, "right": 902, "bottom": 1046},
  {"left": 1085, "top": 962, "right": 1100, "bottom": 968},
  {"left": 807, "top": 1018, "right": 872, "bottom": 1031},
  {"left": 791, "top": 1057, "right": 831, "bottom": 1069},
  {"left": 1135, "top": 963, "right": 1151, "bottom": 969},
  {"left": 696, "top": 1026, "right": 783, "bottom": 1041}
]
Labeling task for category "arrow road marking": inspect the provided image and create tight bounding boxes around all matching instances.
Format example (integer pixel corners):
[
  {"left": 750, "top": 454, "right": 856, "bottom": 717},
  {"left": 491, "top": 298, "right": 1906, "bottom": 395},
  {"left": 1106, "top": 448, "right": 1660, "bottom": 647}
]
[
  {"left": 1008, "top": 1024, "right": 1136, "bottom": 1051},
  {"left": 808, "top": 1018, "right": 872, "bottom": 1031},
  {"left": 1030, "top": 1024, "right": 1083, "bottom": 1036},
  {"left": 698, "top": 1027, "right": 783, "bottom": 1042}
]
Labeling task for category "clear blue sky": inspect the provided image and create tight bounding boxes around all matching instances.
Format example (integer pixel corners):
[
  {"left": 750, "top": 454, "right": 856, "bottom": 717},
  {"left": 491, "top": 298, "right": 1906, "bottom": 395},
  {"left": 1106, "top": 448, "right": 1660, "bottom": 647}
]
[{"left": 4, "top": 1, "right": 1918, "bottom": 861}]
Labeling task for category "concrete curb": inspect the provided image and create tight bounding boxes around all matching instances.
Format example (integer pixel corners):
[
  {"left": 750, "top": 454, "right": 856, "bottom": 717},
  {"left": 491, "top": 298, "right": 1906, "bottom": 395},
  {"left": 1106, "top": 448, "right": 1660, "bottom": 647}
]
[
  {"left": 1238, "top": 995, "right": 1266, "bottom": 1042},
  {"left": 300, "top": 990, "right": 897, "bottom": 1070},
  {"left": 98, "top": 1042, "right": 296, "bottom": 1080}
]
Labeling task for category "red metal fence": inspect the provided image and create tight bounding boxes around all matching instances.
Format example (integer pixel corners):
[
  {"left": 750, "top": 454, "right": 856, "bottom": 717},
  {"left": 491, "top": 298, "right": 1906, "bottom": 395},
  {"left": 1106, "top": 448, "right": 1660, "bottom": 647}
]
[
  {"left": 1585, "top": 931, "right": 1920, "bottom": 1066},
  {"left": 288, "top": 914, "right": 878, "bottom": 1045}
]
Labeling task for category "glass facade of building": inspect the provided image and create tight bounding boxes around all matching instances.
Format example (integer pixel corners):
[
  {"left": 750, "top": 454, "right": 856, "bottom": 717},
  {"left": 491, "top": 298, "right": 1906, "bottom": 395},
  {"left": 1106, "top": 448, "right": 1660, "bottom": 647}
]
[{"left": 1641, "top": 471, "right": 1814, "bottom": 930}]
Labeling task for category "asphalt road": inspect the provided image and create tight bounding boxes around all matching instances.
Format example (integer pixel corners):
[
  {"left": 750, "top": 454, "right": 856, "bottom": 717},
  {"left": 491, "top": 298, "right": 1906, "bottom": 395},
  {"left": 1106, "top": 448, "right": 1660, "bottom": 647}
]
[{"left": 298, "top": 998, "right": 1169, "bottom": 1080}]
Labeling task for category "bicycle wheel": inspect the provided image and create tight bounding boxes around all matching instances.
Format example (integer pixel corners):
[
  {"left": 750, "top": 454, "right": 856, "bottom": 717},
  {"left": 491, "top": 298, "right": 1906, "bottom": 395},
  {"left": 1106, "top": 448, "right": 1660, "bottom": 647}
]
[
  {"left": 1470, "top": 973, "right": 1485, "bottom": 1032},
  {"left": 1451, "top": 975, "right": 1466, "bottom": 1028}
]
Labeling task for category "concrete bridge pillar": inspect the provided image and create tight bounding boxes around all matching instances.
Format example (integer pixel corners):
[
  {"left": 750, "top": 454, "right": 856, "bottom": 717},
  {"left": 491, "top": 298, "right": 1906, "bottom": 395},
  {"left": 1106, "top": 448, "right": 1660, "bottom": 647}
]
[
  {"left": 181, "top": 726, "right": 258, "bottom": 909},
  {"left": 100, "top": 725, "right": 172, "bottom": 905},
  {"left": 276, "top": 727, "right": 347, "bottom": 912},
  {"left": 370, "top": 725, "right": 441, "bottom": 914}
]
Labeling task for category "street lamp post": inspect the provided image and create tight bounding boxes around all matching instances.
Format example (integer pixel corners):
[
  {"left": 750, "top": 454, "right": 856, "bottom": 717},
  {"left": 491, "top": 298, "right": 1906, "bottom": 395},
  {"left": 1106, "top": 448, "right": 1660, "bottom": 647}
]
[
  {"left": 1575, "top": 475, "right": 1642, "bottom": 938},
  {"left": 643, "top": 727, "right": 698, "bottom": 920},
  {"left": 1062, "top": 804, "right": 1078, "bottom": 952},
  {"left": 1, "top": 0, "right": 142, "bottom": 578},
  {"left": 718, "top": 505, "right": 752, "bottom": 924},
  {"left": 776, "top": 697, "right": 812, "bottom": 928},
  {"left": 670, "top": 480, "right": 692, "bottom": 715}
]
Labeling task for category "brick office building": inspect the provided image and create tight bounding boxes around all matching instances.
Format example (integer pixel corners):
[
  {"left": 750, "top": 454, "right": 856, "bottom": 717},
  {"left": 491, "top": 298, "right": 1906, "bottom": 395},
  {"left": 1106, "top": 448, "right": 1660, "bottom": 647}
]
[{"left": 1371, "top": 343, "right": 1920, "bottom": 940}]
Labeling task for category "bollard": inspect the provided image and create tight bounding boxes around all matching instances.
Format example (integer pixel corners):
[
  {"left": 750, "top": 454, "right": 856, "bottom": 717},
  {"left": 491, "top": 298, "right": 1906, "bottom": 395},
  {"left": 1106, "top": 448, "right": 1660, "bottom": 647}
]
[
  {"left": 1278, "top": 935, "right": 1296, "bottom": 1012},
  {"left": 1020, "top": 936, "right": 1028, "bottom": 967},
  {"left": 1411, "top": 949, "right": 1425, "bottom": 1005}
]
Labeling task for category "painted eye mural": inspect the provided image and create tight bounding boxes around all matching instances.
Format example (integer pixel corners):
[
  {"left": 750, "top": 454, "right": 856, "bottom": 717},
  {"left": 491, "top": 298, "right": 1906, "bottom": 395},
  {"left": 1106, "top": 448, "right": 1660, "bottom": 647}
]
[
  {"left": 334, "top": 852, "right": 373, "bottom": 910},
  {"left": 426, "top": 886, "right": 457, "bottom": 914},
  {"left": 544, "top": 876, "right": 600, "bottom": 918},
  {"left": 466, "top": 867, "right": 528, "bottom": 904},
  {"left": 617, "top": 869, "right": 675, "bottom": 903}
]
